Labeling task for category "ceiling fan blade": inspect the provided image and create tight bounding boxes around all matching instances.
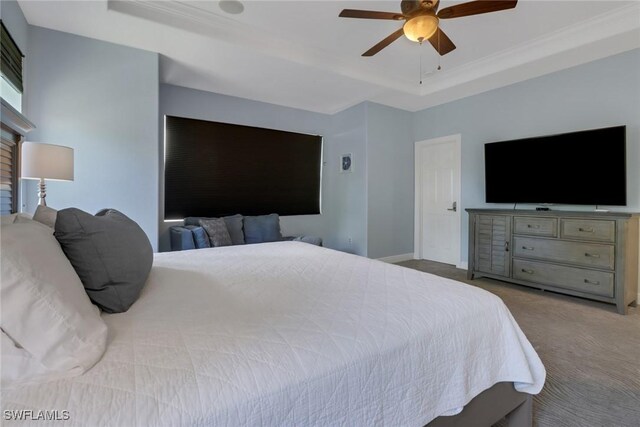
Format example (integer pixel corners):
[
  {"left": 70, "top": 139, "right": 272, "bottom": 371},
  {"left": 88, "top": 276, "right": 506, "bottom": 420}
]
[
  {"left": 427, "top": 28, "right": 456, "bottom": 55},
  {"left": 339, "top": 9, "right": 404, "bottom": 20},
  {"left": 362, "top": 28, "right": 405, "bottom": 56},
  {"left": 437, "top": 0, "right": 517, "bottom": 19}
]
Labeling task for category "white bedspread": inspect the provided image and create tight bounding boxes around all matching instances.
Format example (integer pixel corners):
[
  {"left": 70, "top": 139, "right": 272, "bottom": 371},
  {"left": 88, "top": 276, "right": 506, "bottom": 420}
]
[{"left": 3, "top": 242, "right": 545, "bottom": 426}]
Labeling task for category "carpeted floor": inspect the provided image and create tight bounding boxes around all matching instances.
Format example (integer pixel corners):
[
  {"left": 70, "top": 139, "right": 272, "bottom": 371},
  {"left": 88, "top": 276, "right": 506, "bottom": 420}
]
[{"left": 397, "top": 259, "right": 640, "bottom": 427}]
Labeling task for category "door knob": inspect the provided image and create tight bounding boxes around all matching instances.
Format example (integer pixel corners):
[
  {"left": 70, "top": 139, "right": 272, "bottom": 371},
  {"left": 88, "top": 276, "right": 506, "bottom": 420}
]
[{"left": 447, "top": 201, "right": 457, "bottom": 212}]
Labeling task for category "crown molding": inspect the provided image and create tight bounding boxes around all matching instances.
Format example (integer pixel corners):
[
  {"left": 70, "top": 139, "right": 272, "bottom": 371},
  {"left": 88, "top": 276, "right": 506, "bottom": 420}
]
[
  {"left": 107, "top": 1, "right": 640, "bottom": 114},
  {"left": 417, "top": 3, "right": 640, "bottom": 98}
]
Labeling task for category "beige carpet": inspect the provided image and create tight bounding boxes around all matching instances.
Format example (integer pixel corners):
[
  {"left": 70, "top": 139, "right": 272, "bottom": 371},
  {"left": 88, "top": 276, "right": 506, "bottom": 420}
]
[{"left": 397, "top": 260, "right": 640, "bottom": 427}]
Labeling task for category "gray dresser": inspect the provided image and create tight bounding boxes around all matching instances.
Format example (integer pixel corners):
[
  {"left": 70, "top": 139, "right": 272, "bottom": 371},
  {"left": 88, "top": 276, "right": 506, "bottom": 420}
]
[{"left": 467, "top": 209, "right": 639, "bottom": 314}]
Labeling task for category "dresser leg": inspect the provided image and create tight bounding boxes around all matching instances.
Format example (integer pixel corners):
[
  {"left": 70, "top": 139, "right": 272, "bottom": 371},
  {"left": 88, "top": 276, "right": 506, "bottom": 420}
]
[{"left": 616, "top": 303, "right": 629, "bottom": 315}]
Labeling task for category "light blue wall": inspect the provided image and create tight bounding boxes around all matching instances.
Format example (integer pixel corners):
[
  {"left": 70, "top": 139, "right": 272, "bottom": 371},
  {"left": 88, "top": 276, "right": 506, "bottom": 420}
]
[
  {"left": 366, "top": 103, "right": 414, "bottom": 259},
  {"left": 326, "top": 102, "right": 368, "bottom": 255},
  {"left": 413, "top": 48, "right": 640, "bottom": 264},
  {"left": 158, "top": 84, "right": 369, "bottom": 254},
  {"left": 24, "top": 27, "right": 160, "bottom": 249},
  {"left": 16, "top": 16, "right": 638, "bottom": 261}
]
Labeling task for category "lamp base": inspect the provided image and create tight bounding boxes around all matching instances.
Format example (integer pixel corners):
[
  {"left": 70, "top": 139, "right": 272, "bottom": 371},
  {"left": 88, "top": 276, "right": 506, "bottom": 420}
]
[{"left": 37, "top": 178, "right": 47, "bottom": 207}]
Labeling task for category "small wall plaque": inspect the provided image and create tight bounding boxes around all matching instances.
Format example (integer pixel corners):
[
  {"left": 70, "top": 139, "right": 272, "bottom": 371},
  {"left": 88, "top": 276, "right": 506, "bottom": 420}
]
[{"left": 340, "top": 153, "right": 353, "bottom": 173}]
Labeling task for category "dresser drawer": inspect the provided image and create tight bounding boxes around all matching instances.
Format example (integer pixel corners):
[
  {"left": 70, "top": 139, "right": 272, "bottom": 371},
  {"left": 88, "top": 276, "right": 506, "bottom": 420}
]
[
  {"left": 514, "top": 237, "right": 614, "bottom": 269},
  {"left": 513, "top": 259, "right": 614, "bottom": 297},
  {"left": 513, "top": 216, "right": 557, "bottom": 237},
  {"left": 561, "top": 219, "right": 615, "bottom": 242}
]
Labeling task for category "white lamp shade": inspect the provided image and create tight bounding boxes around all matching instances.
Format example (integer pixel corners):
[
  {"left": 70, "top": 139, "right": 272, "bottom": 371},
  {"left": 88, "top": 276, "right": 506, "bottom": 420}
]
[{"left": 21, "top": 142, "right": 74, "bottom": 181}]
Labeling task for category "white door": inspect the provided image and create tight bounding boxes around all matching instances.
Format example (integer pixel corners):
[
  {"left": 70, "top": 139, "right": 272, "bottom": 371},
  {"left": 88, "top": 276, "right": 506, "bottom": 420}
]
[{"left": 414, "top": 135, "right": 461, "bottom": 265}]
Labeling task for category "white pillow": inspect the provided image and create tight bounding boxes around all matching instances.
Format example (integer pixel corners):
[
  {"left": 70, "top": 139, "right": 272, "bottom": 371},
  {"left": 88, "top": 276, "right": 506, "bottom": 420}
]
[
  {"left": 0, "top": 213, "right": 31, "bottom": 225},
  {"left": 32, "top": 205, "right": 57, "bottom": 228},
  {"left": 0, "top": 220, "right": 108, "bottom": 386},
  {"left": 0, "top": 214, "right": 17, "bottom": 226},
  {"left": 1, "top": 330, "right": 74, "bottom": 388}
]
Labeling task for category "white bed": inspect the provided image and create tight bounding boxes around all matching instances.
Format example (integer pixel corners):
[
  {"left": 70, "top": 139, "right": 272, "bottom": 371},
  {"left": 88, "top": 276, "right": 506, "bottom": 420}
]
[{"left": 3, "top": 241, "right": 545, "bottom": 426}]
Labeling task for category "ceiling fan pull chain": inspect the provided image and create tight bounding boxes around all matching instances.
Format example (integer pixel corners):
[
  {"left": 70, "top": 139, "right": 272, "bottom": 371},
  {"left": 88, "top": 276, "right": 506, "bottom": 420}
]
[
  {"left": 437, "top": 31, "right": 442, "bottom": 71},
  {"left": 419, "top": 44, "right": 423, "bottom": 85}
]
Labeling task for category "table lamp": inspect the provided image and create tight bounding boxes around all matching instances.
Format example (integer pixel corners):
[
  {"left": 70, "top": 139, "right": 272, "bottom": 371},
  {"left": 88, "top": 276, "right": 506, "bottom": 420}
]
[{"left": 21, "top": 142, "right": 74, "bottom": 207}]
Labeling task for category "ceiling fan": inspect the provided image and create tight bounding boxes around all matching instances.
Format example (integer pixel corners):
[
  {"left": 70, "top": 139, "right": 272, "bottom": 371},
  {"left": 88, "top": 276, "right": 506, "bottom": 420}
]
[{"left": 339, "top": 0, "right": 518, "bottom": 56}]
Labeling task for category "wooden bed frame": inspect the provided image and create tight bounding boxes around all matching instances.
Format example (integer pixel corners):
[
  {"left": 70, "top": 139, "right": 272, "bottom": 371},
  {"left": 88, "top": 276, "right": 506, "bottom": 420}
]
[{"left": 427, "top": 382, "right": 532, "bottom": 427}]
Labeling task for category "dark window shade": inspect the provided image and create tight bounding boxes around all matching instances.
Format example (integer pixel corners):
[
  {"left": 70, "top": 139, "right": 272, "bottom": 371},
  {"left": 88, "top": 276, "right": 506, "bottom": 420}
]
[
  {"left": 0, "top": 126, "right": 19, "bottom": 215},
  {"left": 0, "top": 21, "right": 24, "bottom": 93},
  {"left": 164, "top": 116, "right": 322, "bottom": 219}
]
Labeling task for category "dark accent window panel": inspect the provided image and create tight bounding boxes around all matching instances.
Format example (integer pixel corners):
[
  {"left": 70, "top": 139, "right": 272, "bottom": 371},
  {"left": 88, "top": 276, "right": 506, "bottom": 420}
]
[
  {"left": 164, "top": 116, "right": 322, "bottom": 219},
  {"left": 1, "top": 20, "right": 24, "bottom": 93}
]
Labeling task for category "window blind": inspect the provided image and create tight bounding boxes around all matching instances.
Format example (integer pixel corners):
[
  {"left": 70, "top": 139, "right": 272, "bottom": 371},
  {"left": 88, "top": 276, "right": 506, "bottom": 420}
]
[
  {"left": 0, "top": 126, "right": 18, "bottom": 215},
  {"left": 1, "top": 20, "right": 24, "bottom": 93},
  {"left": 164, "top": 116, "right": 323, "bottom": 219}
]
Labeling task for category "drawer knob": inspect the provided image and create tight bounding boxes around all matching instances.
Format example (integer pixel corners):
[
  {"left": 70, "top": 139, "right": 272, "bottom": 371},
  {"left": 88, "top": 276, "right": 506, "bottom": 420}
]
[
  {"left": 578, "top": 227, "right": 594, "bottom": 233},
  {"left": 521, "top": 268, "right": 534, "bottom": 274},
  {"left": 584, "top": 279, "right": 600, "bottom": 286},
  {"left": 522, "top": 246, "right": 534, "bottom": 251},
  {"left": 527, "top": 224, "right": 540, "bottom": 229},
  {"left": 584, "top": 253, "right": 601, "bottom": 258}
]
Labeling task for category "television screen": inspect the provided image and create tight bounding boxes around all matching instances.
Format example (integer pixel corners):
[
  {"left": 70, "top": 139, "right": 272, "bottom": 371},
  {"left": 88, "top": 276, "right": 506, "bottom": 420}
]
[
  {"left": 484, "top": 126, "right": 626, "bottom": 206},
  {"left": 164, "top": 116, "right": 322, "bottom": 219}
]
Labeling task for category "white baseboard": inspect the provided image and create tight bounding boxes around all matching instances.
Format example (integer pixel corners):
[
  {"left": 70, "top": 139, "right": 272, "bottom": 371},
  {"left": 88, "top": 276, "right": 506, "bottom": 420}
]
[
  {"left": 377, "top": 253, "right": 415, "bottom": 263},
  {"left": 456, "top": 261, "right": 468, "bottom": 270}
]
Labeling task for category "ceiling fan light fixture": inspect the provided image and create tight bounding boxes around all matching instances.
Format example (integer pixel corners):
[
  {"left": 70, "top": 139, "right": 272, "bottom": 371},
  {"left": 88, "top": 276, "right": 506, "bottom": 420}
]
[{"left": 403, "top": 14, "right": 439, "bottom": 43}]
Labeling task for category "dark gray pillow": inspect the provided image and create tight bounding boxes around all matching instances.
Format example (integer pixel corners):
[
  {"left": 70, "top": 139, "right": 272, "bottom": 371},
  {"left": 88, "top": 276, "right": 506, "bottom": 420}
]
[
  {"left": 185, "top": 215, "right": 244, "bottom": 245},
  {"left": 54, "top": 208, "right": 153, "bottom": 313},
  {"left": 199, "top": 218, "right": 232, "bottom": 247},
  {"left": 243, "top": 214, "right": 282, "bottom": 244},
  {"left": 222, "top": 214, "right": 245, "bottom": 245}
]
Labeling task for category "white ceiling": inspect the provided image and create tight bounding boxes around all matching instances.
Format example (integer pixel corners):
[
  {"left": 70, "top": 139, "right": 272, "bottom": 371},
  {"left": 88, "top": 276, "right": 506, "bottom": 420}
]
[{"left": 18, "top": 0, "right": 640, "bottom": 114}]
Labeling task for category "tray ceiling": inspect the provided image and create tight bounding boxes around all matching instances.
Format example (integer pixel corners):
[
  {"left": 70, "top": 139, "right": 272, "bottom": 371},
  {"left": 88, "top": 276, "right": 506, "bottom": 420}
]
[{"left": 18, "top": 0, "right": 640, "bottom": 113}]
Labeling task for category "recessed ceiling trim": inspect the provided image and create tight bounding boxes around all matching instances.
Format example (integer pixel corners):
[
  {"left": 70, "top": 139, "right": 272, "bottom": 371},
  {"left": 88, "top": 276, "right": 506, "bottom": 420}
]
[
  {"left": 107, "top": 0, "right": 418, "bottom": 94},
  {"left": 417, "top": 2, "right": 640, "bottom": 97},
  {"left": 22, "top": 1, "right": 640, "bottom": 115}
]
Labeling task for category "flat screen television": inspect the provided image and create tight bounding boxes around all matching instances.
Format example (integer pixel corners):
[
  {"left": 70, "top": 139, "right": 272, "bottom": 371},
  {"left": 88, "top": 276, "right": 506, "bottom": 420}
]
[
  {"left": 484, "top": 126, "right": 626, "bottom": 206},
  {"left": 164, "top": 116, "right": 323, "bottom": 219}
]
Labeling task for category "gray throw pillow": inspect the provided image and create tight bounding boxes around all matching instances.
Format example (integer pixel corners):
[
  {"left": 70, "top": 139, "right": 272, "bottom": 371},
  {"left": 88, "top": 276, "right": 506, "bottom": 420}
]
[
  {"left": 185, "top": 215, "right": 245, "bottom": 245},
  {"left": 243, "top": 214, "right": 282, "bottom": 244},
  {"left": 222, "top": 214, "right": 245, "bottom": 245},
  {"left": 54, "top": 208, "right": 153, "bottom": 313},
  {"left": 199, "top": 218, "right": 232, "bottom": 247}
]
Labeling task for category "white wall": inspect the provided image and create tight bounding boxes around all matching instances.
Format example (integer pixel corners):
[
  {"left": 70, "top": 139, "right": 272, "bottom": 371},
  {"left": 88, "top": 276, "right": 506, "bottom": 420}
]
[
  {"left": 23, "top": 27, "right": 160, "bottom": 249},
  {"left": 413, "top": 48, "right": 640, "bottom": 264}
]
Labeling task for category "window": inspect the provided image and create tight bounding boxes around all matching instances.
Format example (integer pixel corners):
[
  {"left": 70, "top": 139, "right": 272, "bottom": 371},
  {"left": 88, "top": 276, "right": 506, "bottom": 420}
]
[
  {"left": 0, "top": 20, "right": 25, "bottom": 214},
  {"left": 164, "top": 116, "right": 323, "bottom": 219},
  {"left": 1, "top": 20, "right": 24, "bottom": 111}
]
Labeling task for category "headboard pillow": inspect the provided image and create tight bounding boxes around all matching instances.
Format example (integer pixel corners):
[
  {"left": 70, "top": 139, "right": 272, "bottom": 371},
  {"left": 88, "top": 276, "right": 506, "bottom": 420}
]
[
  {"left": 0, "top": 220, "right": 108, "bottom": 386},
  {"left": 243, "top": 214, "right": 283, "bottom": 244},
  {"left": 185, "top": 214, "right": 245, "bottom": 245},
  {"left": 199, "top": 218, "right": 232, "bottom": 247},
  {"left": 54, "top": 208, "right": 153, "bottom": 313}
]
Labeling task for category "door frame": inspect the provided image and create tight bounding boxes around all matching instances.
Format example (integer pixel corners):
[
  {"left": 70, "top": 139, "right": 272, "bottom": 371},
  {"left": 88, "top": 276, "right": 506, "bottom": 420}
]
[{"left": 414, "top": 134, "right": 462, "bottom": 267}]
